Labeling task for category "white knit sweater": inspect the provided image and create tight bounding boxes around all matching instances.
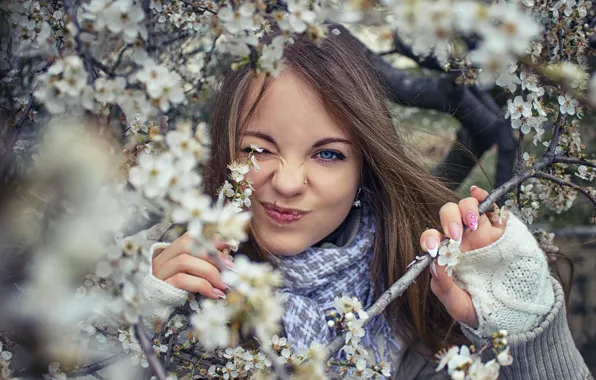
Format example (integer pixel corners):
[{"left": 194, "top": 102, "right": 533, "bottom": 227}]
[{"left": 138, "top": 214, "right": 592, "bottom": 379}]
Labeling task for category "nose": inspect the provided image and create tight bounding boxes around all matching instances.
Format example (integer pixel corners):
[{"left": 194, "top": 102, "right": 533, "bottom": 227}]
[{"left": 271, "top": 158, "right": 307, "bottom": 199}]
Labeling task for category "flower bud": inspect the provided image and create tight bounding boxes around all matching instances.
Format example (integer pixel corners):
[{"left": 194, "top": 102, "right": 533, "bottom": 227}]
[
  {"left": 327, "top": 320, "right": 335, "bottom": 328},
  {"left": 345, "top": 312, "right": 354, "bottom": 321},
  {"left": 497, "top": 347, "right": 513, "bottom": 366}
]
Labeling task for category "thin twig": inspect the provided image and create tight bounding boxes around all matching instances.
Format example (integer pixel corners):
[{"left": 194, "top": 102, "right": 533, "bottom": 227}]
[
  {"left": 255, "top": 330, "right": 288, "bottom": 380},
  {"left": 62, "top": 0, "right": 95, "bottom": 84},
  {"left": 66, "top": 352, "right": 128, "bottom": 378},
  {"left": 134, "top": 320, "right": 168, "bottom": 380},
  {"left": 112, "top": 44, "right": 131, "bottom": 72},
  {"left": 520, "top": 56, "right": 596, "bottom": 111},
  {"left": 553, "top": 156, "right": 596, "bottom": 168},
  {"left": 516, "top": 131, "right": 525, "bottom": 205},
  {"left": 323, "top": 256, "right": 432, "bottom": 361},
  {"left": 545, "top": 112, "right": 566, "bottom": 158},
  {"left": 535, "top": 171, "right": 596, "bottom": 207}
]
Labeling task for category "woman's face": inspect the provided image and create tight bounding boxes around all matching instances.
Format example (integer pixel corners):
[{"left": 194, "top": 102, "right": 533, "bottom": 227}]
[{"left": 238, "top": 69, "right": 362, "bottom": 256}]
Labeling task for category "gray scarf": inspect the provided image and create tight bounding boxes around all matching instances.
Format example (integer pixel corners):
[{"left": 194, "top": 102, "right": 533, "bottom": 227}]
[{"left": 270, "top": 206, "right": 401, "bottom": 362}]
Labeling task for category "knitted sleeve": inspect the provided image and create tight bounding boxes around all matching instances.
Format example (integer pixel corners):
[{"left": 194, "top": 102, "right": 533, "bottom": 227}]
[
  {"left": 139, "top": 242, "right": 189, "bottom": 333},
  {"left": 461, "top": 278, "right": 592, "bottom": 379},
  {"left": 453, "top": 213, "right": 555, "bottom": 336},
  {"left": 450, "top": 213, "right": 592, "bottom": 379}
]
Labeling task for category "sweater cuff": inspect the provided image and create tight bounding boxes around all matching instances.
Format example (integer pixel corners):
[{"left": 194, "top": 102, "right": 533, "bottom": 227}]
[
  {"left": 140, "top": 242, "right": 188, "bottom": 333},
  {"left": 461, "top": 278, "right": 591, "bottom": 379}
]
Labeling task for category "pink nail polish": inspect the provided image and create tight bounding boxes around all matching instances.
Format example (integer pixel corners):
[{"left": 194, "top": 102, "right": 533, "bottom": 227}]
[
  {"left": 213, "top": 288, "right": 226, "bottom": 299},
  {"left": 223, "top": 256, "right": 235, "bottom": 269},
  {"left": 465, "top": 211, "right": 479, "bottom": 231}
]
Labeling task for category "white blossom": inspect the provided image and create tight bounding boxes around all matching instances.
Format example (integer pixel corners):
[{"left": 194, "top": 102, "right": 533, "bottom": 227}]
[
  {"left": 128, "top": 152, "right": 175, "bottom": 199},
  {"left": 191, "top": 299, "right": 231, "bottom": 349},
  {"left": 558, "top": 92, "right": 579, "bottom": 115},
  {"left": 497, "top": 347, "right": 513, "bottom": 366},
  {"left": 506, "top": 96, "right": 533, "bottom": 120},
  {"left": 218, "top": 3, "right": 257, "bottom": 34},
  {"left": 171, "top": 192, "right": 214, "bottom": 237},
  {"left": 286, "top": 0, "right": 318, "bottom": 33},
  {"left": 437, "top": 239, "right": 460, "bottom": 276}
]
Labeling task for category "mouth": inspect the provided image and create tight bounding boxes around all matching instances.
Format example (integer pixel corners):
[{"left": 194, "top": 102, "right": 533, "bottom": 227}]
[{"left": 261, "top": 202, "right": 309, "bottom": 224}]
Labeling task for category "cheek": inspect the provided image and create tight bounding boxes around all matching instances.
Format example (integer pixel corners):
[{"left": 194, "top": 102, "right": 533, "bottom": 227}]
[{"left": 245, "top": 164, "right": 271, "bottom": 192}]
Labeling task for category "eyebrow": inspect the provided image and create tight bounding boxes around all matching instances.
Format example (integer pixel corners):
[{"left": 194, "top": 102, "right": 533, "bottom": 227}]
[{"left": 242, "top": 131, "right": 351, "bottom": 148}]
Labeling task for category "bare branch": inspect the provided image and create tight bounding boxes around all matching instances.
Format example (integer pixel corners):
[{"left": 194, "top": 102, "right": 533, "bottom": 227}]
[
  {"left": 553, "top": 156, "right": 596, "bottom": 168},
  {"left": 535, "top": 171, "right": 596, "bottom": 208},
  {"left": 134, "top": 320, "right": 168, "bottom": 380},
  {"left": 545, "top": 112, "right": 566, "bottom": 158},
  {"left": 66, "top": 352, "right": 128, "bottom": 378}
]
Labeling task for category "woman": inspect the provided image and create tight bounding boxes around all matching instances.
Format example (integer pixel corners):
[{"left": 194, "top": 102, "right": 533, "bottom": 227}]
[{"left": 141, "top": 30, "right": 590, "bottom": 379}]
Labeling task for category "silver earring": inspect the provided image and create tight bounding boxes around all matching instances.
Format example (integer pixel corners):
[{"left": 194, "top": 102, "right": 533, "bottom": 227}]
[
  {"left": 304, "top": 178, "right": 308, "bottom": 185},
  {"left": 352, "top": 187, "right": 362, "bottom": 208}
]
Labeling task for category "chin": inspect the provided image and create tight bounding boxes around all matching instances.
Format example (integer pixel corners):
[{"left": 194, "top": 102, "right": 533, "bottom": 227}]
[{"left": 256, "top": 232, "right": 312, "bottom": 256}]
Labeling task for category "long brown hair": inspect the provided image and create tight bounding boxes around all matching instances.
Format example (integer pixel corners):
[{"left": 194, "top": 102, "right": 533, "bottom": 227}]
[{"left": 204, "top": 30, "right": 468, "bottom": 354}]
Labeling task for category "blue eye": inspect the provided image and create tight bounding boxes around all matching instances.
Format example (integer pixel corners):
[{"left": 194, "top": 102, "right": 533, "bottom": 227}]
[{"left": 316, "top": 150, "right": 345, "bottom": 162}]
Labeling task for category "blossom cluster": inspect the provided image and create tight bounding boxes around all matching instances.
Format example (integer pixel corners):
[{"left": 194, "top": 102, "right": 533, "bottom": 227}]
[
  {"left": 435, "top": 330, "right": 513, "bottom": 380},
  {"left": 325, "top": 296, "right": 392, "bottom": 378},
  {"left": 429, "top": 238, "right": 461, "bottom": 277}
]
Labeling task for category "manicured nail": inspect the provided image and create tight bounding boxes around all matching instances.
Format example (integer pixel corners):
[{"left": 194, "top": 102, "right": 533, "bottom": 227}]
[
  {"left": 213, "top": 288, "right": 226, "bottom": 299},
  {"left": 430, "top": 261, "right": 438, "bottom": 280},
  {"left": 448, "top": 222, "right": 462, "bottom": 241},
  {"left": 223, "top": 256, "right": 235, "bottom": 269},
  {"left": 425, "top": 237, "right": 439, "bottom": 258},
  {"left": 470, "top": 185, "right": 478, "bottom": 193},
  {"left": 464, "top": 210, "right": 479, "bottom": 231}
]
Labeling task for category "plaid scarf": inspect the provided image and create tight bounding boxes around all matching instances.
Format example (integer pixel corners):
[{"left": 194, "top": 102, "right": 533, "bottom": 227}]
[{"left": 270, "top": 206, "right": 401, "bottom": 362}]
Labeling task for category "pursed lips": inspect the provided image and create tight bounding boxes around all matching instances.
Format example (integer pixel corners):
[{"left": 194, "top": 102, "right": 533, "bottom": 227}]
[{"left": 260, "top": 202, "right": 310, "bottom": 224}]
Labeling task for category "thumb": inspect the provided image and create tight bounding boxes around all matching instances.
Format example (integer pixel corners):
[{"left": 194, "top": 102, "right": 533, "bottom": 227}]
[{"left": 430, "top": 261, "right": 478, "bottom": 328}]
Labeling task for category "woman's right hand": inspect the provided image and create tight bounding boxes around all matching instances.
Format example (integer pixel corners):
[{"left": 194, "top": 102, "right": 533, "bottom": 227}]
[{"left": 152, "top": 232, "right": 234, "bottom": 299}]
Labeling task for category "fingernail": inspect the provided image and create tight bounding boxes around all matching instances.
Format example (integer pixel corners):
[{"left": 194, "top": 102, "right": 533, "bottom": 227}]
[
  {"left": 425, "top": 237, "right": 438, "bottom": 258},
  {"left": 223, "top": 256, "right": 235, "bottom": 269},
  {"left": 213, "top": 288, "right": 226, "bottom": 299},
  {"left": 448, "top": 222, "right": 462, "bottom": 241},
  {"left": 470, "top": 185, "right": 478, "bottom": 193},
  {"left": 464, "top": 210, "right": 479, "bottom": 231},
  {"left": 430, "top": 261, "right": 438, "bottom": 280}
]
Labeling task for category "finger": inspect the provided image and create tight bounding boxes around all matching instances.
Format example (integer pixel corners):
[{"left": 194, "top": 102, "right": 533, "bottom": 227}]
[
  {"left": 165, "top": 273, "right": 227, "bottom": 299},
  {"left": 458, "top": 197, "right": 480, "bottom": 231},
  {"left": 156, "top": 253, "right": 226, "bottom": 290},
  {"left": 153, "top": 232, "right": 193, "bottom": 268},
  {"left": 470, "top": 185, "right": 507, "bottom": 228},
  {"left": 439, "top": 202, "right": 463, "bottom": 241},
  {"left": 155, "top": 233, "right": 234, "bottom": 270},
  {"left": 470, "top": 185, "right": 489, "bottom": 202},
  {"left": 420, "top": 229, "right": 444, "bottom": 258},
  {"left": 430, "top": 261, "right": 478, "bottom": 328},
  {"left": 213, "top": 234, "right": 232, "bottom": 255}
]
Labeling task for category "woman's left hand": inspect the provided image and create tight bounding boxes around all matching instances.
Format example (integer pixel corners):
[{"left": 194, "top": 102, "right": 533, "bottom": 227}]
[{"left": 419, "top": 186, "right": 507, "bottom": 328}]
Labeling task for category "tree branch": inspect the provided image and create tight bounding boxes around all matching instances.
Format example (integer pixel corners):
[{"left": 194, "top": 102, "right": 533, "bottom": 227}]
[
  {"left": 545, "top": 112, "right": 566, "bottom": 159},
  {"left": 62, "top": 0, "right": 95, "bottom": 84},
  {"left": 66, "top": 353, "right": 128, "bottom": 378},
  {"left": 553, "top": 156, "right": 596, "bottom": 168},
  {"left": 134, "top": 320, "right": 167, "bottom": 380},
  {"left": 535, "top": 171, "right": 596, "bottom": 208},
  {"left": 336, "top": 25, "right": 503, "bottom": 190},
  {"left": 322, "top": 151, "right": 561, "bottom": 360}
]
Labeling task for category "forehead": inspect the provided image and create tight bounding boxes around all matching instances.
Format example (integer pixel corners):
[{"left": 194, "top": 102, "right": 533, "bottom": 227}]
[{"left": 239, "top": 69, "right": 349, "bottom": 141}]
